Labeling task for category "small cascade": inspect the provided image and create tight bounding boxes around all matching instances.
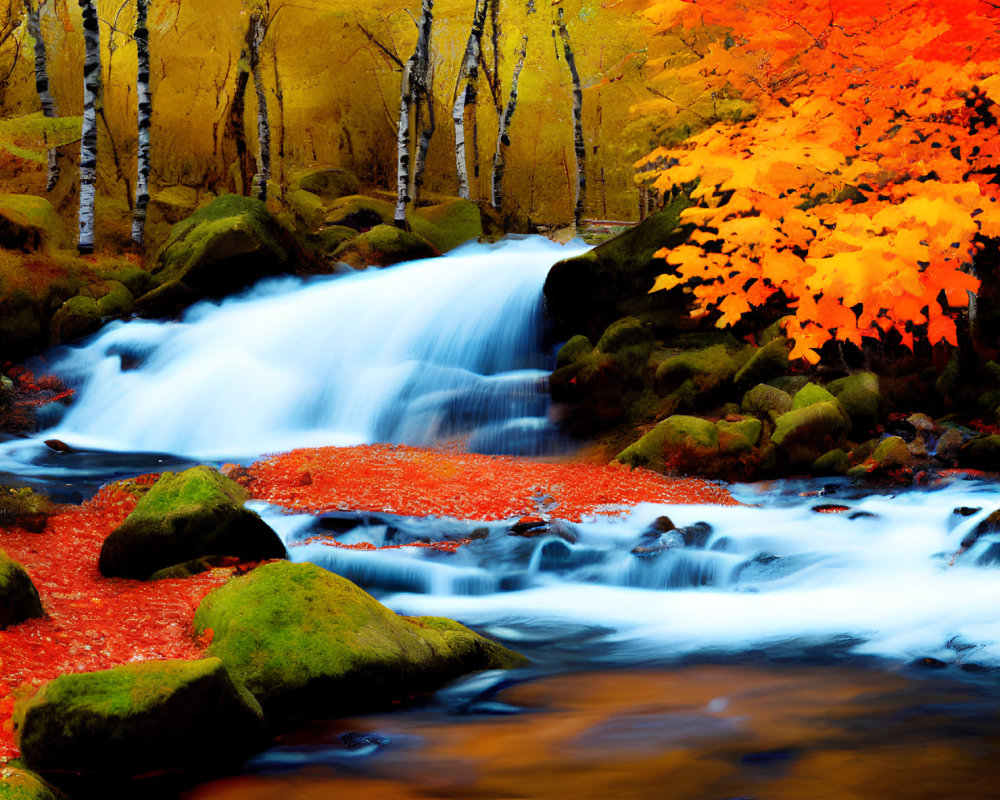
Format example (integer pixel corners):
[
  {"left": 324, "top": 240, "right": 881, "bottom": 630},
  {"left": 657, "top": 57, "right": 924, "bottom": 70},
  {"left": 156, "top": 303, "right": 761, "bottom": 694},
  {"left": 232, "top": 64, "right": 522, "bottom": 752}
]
[{"left": 4, "top": 236, "right": 586, "bottom": 473}]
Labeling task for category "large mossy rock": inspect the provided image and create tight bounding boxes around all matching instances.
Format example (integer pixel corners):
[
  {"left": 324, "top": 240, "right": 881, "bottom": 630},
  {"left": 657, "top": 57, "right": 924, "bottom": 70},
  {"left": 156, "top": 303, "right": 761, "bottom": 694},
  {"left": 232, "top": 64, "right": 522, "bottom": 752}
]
[
  {"left": 615, "top": 414, "right": 719, "bottom": 473},
  {"left": 332, "top": 223, "right": 439, "bottom": 269},
  {"left": 0, "top": 486, "right": 55, "bottom": 532},
  {"left": 655, "top": 344, "right": 738, "bottom": 411},
  {"left": 741, "top": 383, "right": 793, "bottom": 420},
  {"left": 98, "top": 465, "right": 285, "bottom": 580},
  {"left": 14, "top": 658, "right": 267, "bottom": 783},
  {"left": 543, "top": 196, "right": 694, "bottom": 340},
  {"left": 324, "top": 195, "right": 395, "bottom": 231},
  {"left": 828, "top": 372, "right": 882, "bottom": 435},
  {"left": 0, "top": 548, "right": 45, "bottom": 629},
  {"left": 406, "top": 198, "right": 483, "bottom": 253},
  {"left": 289, "top": 167, "right": 360, "bottom": 201},
  {"left": 771, "top": 400, "right": 851, "bottom": 467},
  {"left": 0, "top": 195, "right": 64, "bottom": 251},
  {"left": 149, "top": 185, "right": 212, "bottom": 225},
  {"left": 0, "top": 767, "right": 65, "bottom": 800},
  {"left": 194, "top": 560, "right": 527, "bottom": 716},
  {"left": 734, "top": 337, "right": 791, "bottom": 387},
  {"left": 48, "top": 280, "right": 134, "bottom": 344},
  {"left": 146, "top": 195, "right": 301, "bottom": 312}
]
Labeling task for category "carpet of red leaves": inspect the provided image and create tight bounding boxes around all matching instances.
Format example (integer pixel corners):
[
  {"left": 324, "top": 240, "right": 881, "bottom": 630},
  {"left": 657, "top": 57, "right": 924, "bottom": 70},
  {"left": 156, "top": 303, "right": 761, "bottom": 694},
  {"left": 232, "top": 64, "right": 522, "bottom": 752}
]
[{"left": 0, "top": 445, "right": 737, "bottom": 762}]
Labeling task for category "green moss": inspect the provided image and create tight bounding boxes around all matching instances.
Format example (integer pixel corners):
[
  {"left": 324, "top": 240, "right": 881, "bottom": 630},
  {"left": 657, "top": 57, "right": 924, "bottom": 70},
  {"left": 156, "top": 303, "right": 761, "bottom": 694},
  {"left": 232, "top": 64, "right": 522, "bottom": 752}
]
[
  {"left": 615, "top": 414, "right": 719, "bottom": 472},
  {"left": 0, "top": 548, "right": 44, "bottom": 629},
  {"left": 827, "top": 372, "right": 882, "bottom": 433},
  {"left": 194, "top": 561, "right": 527, "bottom": 715},
  {"left": 0, "top": 486, "right": 54, "bottom": 532},
  {"left": 324, "top": 195, "right": 395, "bottom": 230},
  {"left": 813, "top": 448, "right": 850, "bottom": 475},
  {"left": 0, "top": 195, "right": 65, "bottom": 251},
  {"left": 95, "top": 263, "right": 155, "bottom": 298},
  {"left": 655, "top": 344, "right": 737, "bottom": 403},
  {"left": 14, "top": 658, "right": 266, "bottom": 779},
  {"left": 406, "top": 198, "right": 483, "bottom": 253},
  {"left": 98, "top": 465, "right": 285, "bottom": 580},
  {"left": 772, "top": 400, "right": 851, "bottom": 466},
  {"left": 556, "top": 335, "right": 593, "bottom": 368},
  {"left": 792, "top": 382, "right": 837, "bottom": 409},
  {"left": 742, "top": 383, "right": 793, "bottom": 419},
  {"left": 0, "top": 767, "right": 63, "bottom": 800},
  {"left": 867, "top": 436, "right": 913, "bottom": 470},
  {"left": 716, "top": 418, "right": 762, "bottom": 455},
  {"left": 733, "top": 337, "right": 790, "bottom": 386},
  {"left": 315, "top": 225, "right": 357, "bottom": 254},
  {"left": 331, "top": 224, "right": 438, "bottom": 269},
  {"left": 286, "top": 189, "right": 326, "bottom": 231},
  {"left": 596, "top": 317, "right": 654, "bottom": 376}
]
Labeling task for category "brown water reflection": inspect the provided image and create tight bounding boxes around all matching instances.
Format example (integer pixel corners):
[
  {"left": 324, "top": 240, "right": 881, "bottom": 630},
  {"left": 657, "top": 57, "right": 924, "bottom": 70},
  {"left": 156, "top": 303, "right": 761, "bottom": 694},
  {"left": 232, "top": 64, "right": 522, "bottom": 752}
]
[{"left": 188, "top": 665, "right": 1000, "bottom": 800}]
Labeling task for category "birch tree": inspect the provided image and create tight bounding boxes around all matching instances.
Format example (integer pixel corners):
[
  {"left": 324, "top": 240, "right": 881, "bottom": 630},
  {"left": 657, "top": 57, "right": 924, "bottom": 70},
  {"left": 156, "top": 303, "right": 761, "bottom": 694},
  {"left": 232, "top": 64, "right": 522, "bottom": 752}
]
[
  {"left": 490, "top": 31, "right": 526, "bottom": 211},
  {"left": 553, "top": 1, "right": 584, "bottom": 227},
  {"left": 25, "top": 0, "right": 59, "bottom": 190},
  {"left": 132, "top": 0, "right": 151, "bottom": 246},
  {"left": 247, "top": 6, "right": 269, "bottom": 201},
  {"left": 394, "top": 0, "right": 433, "bottom": 227},
  {"left": 452, "top": 0, "right": 488, "bottom": 200},
  {"left": 78, "top": 0, "right": 101, "bottom": 254}
]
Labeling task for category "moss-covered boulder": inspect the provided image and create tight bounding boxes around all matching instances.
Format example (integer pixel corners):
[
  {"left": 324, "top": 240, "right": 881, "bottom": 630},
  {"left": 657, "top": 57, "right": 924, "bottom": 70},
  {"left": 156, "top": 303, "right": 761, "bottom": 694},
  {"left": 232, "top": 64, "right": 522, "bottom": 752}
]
[
  {"left": 0, "top": 486, "right": 54, "bottom": 532},
  {"left": 813, "top": 448, "right": 851, "bottom": 475},
  {"left": 543, "top": 196, "right": 694, "bottom": 340},
  {"left": 958, "top": 434, "right": 1000, "bottom": 471},
  {"left": 286, "top": 188, "right": 327, "bottom": 231},
  {"left": 14, "top": 658, "right": 267, "bottom": 784},
  {"left": 828, "top": 372, "right": 882, "bottom": 435},
  {"left": 147, "top": 195, "right": 302, "bottom": 310},
  {"left": 315, "top": 224, "right": 357, "bottom": 254},
  {"left": 555, "top": 334, "right": 593, "bottom": 368},
  {"left": 771, "top": 400, "right": 851, "bottom": 467},
  {"left": 792, "top": 382, "right": 837, "bottom": 409},
  {"left": 324, "top": 195, "right": 395, "bottom": 231},
  {"left": 289, "top": 166, "right": 360, "bottom": 201},
  {"left": 733, "top": 337, "right": 791, "bottom": 386},
  {"left": 98, "top": 465, "right": 285, "bottom": 580},
  {"left": 331, "top": 224, "right": 438, "bottom": 269},
  {"left": 868, "top": 435, "right": 914, "bottom": 471},
  {"left": 194, "top": 561, "right": 527, "bottom": 716},
  {"left": 0, "top": 767, "right": 65, "bottom": 800},
  {"left": 0, "top": 195, "right": 64, "bottom": 251},
  {"left": 741, "top": 383, "right": 793, "bottom": 420},
  {"left": 616, "top": 414, "right": 719, "bottom": 473},
  {"left": 407, "top": 198, "right": 483, "bottom": 253},
  {"left": 49, "top": 281, "right": 135, "bottom": 344},
  {"left": 716, "top": 418, "right": 762, "bottom": 456},
  {"left": 655, "top": 344, "right": 737, "bottom": 410},
  {"left": 0, "top": 548, "right": 45, "bottom": 629},
  {"left": 149, "top": 186, "right": 212, "bottom": 225},
  {"left": 596, "top": 316, "right": 655, "bottom": 376}
]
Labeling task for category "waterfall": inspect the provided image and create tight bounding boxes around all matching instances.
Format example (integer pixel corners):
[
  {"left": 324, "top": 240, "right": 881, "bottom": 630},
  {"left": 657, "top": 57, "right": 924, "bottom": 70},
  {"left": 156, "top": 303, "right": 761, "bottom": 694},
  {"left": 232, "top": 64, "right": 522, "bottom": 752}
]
[{"left": 19, "top": 236, "right": 587, "bottom": 463}]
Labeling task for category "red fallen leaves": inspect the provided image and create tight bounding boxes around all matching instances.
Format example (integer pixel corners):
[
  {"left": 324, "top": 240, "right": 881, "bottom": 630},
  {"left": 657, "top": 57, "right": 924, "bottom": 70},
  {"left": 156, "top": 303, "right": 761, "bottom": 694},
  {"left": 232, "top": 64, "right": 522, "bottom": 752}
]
[
  {"left": 243, "top": 445, "right": 738, "bottom": 521},
  {"left": 0, "top": 480, "right": 233, "bottom": 761}
]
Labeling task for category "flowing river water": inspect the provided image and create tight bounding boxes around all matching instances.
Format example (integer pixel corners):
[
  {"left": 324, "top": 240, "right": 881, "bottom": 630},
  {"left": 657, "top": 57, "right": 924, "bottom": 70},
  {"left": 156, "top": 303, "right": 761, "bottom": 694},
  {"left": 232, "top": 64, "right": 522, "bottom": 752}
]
[{"left": 3, "top": 237, "right": 1000, "bottom": 797}]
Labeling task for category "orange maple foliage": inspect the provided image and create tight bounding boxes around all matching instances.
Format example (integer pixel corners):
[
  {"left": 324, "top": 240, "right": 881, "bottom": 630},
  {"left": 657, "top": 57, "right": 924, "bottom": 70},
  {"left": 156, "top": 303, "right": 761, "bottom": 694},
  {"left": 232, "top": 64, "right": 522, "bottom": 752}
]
[{"left": 637, "top": 0, "right": 1000, "bottom": 363}]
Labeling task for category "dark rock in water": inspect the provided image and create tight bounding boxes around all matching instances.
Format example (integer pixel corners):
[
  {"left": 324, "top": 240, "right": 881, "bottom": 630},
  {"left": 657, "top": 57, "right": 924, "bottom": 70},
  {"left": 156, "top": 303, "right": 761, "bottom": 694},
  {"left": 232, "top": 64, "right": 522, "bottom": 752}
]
[
  {"left": 644, "top": 515, "right": 677, "bottom": 535},
  {"left": 194, "top": 561, "right": 527, "bottom": 716},
  {"left": 679, "top": 521, "right": 713, "bottom": 548},
  {"left": 99, "top": 465, "right": 286, "bottom": 579},
  {"left": 733, "top": 553, "right": 782, "bottom": 582},
  {"left": 509, "top": 517, "right": 577, "bottom": 543},
  {"left": 0, "top": 547, "right": 45, "bottom": 628},
  {"left": 963, "top": 508, "right": 1000, "bottom": 549},
  {"left": 913, "top": 657, "right": 948, "bottom": 669},
  {"left": 469, "top": 527, "right": 490, "bottom": 541},
  {"left": 42, "top": 439, "right": 71, "bottom": 453},
  {"left": 954, "top": 507, "right": 981, "bottom": 517},
  {"left": 812, "top": 503, "right": 850, "bottom": 514},
  {"left": 848, "top": 511, "right": 878, "bottom": 520},
  {"left": 632, "top": 531, "right": 685, "bottom": 557},
  {"left": 14, "top": 658, "right": 267, "bottom": 787}
]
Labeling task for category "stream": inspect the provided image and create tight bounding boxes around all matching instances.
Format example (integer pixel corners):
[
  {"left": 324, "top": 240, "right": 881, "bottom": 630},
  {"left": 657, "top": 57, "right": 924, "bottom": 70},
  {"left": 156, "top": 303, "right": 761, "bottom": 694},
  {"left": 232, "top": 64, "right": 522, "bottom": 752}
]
[{"left": 3, "top": 236, "right": 999, "bottom": 797}]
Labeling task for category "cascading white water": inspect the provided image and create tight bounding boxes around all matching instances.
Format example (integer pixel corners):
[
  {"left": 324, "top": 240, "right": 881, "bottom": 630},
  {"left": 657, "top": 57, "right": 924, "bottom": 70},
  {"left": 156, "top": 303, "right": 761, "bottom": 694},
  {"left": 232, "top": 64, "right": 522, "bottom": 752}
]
[
  {"left": 20, "top": 236, "right": 588, "bottom": 461},
  {"left": 255, "top": 479, "right": 1000, "bottom": 668}
]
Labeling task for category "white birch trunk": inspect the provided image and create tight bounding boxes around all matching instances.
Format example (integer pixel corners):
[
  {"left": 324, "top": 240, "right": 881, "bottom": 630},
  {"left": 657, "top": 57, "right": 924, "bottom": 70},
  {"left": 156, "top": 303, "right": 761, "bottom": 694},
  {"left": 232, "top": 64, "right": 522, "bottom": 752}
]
[
  {"left": 132, "top": 0, "right": 151, "bottom": 246},
  {"left": 555, "top": 6, "right": 585, "bottom": 227},
  {"left": 78, "top": 0, "right": 101, "bottom": 254},
  {"left": 452, "top": 0, "right": 488, "bottom": 200},
  {"left": 491, "top": 34, "right": 527, "bottom": 211},
  {"left": 394, "top": 61, "right": 413, "bottom": 227},
  {"left": 26, "top": 1, "right": 60, "bottom": 191},
  {"left": 248, "top": 11, "right": 270, "bottom": 202},
  {"left": 395, "top": 0, "right": 433, "bottom": 227}
]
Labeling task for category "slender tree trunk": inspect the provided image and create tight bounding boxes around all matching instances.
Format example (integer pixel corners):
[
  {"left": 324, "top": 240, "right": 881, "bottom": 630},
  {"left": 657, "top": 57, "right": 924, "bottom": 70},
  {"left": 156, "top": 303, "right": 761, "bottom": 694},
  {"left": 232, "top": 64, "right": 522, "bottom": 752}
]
[
  {"left": 272, "top": 41, "right": 286, "bottom": 193},
  {"left": 395, "top": 0, "right": 433, "bottom": 227},
  {"left": 491, "top": 34, "right": 527, "bottom": 211},
  {"left": 410, "top": 71, "right": 435, "bottom": 202},
  {"left": 132, "top": 0, "right": 151, "bottom": 247},
  {"left": 248, "top": 10, "right": 269, "bottom": 202},
  {"left": 226, "top": 53, "right": 252, "bottom": 196},
  {"left": 555, "top": 6, "right": 585, "bottom": 227},
  {"left": 77, "top": 0, "right": 101, "bottom": 254},
  {"left": 26, "top": 1, "right": 59, "bottom": 191},
  {"left": 452, "top": 0, "right": 488, "bottom": 200}
]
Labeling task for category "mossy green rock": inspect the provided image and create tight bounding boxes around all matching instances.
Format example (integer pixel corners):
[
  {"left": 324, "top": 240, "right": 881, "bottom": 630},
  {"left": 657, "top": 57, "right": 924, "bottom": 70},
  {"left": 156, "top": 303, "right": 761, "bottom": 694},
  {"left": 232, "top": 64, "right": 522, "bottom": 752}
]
[
  {"left": 289, "top": 166, "right": 360, "bottom": 201},
  {"left": 14, "top": 658, "right": 266, "bottom": 781},
  {"left": 655, "top": 344, "right": 737, "bottom": 405},
  {"left": 0, "top": 195, "right": 64, "bottom": 251},
  {"left": 596, "top": 317, "right": 654, "bottom": 375},
  {"left": 407, "top": 198, "right": 483, "bottom": 253},
  {"left": 98, "top": 465, "right": 285, "bottom": 580},
  {"left": 792, "top": 382, "right": 837, "bottom": 409},
  {"left": 315, "top": 224, "right": 357, "bottom": 254},
  {"left": 286, "top": 189, "right": 327, "bottom": 231},
  {"left": 194, "top": 561, "right": 527, "bottom": 715},
  {"left": 772, "top": 400, "right": 851, "bottom": 466},
  {"left": 324, "top": 195, "right": 395, "bottom": 231},
  {"left": 827, "top": 372, "right": 882, "bottom": 434},
  {"left": 867, "top": 436, "right": 913, "bottom": 471},
  {"left": 0, "top": 486, "right": 54, "bottom": 532},
  {"left": 543, "top": 196, "right": 694, "bottom": 340},
  {"left": 813, "top": 448, "right": 851, "bottom": 475},
  {"left": 48, "top": 282, "right": 134, "bottom": 344},
  {"left": 149, "top": 185, "right": 211, "bottom": 225},
  {"left": 716, "top": 418, "right": 762, "bottom": 456},
  {"left": 151, "top": 194, "right": 297, "bottom": 301},
  {"left": 556, "top": 334, "right": 593, "bottom": 368},
  {"left": 332, "top": 224, "right": 438, "bottom": 269},
  {"left": 615, "top": 414, "right": 719, "bottom": 472},
  {"left": 733, "top": 337, "right": 790, "bottom": 386},
  {"left": 742, "top": 383, "right": 793, "bottom": 419},
  {"left": 0, "top": 767, "right": 64, "bottom": 800},
  {"left": 0, "top": 548, "right": 44, "bottom": 629},
  {"left": 958, "top": 434, "right": 1000, "bottom": 471}
]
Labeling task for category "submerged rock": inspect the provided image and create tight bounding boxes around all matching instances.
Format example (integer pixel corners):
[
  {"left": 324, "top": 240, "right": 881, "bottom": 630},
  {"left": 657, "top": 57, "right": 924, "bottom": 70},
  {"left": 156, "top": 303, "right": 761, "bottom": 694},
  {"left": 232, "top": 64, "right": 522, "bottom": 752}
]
[
  {"left": 14, "top": 658, "right": 267, "bottom": 785},
  {"left": 194, "top": 560, "right": 528, "bottom": 716},
  {"left": 0, "top": 548, "right": 45, "bottom": 629},
  {"left": 98, "top": 465, "right": 285, "bottom": 580}
]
